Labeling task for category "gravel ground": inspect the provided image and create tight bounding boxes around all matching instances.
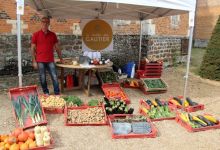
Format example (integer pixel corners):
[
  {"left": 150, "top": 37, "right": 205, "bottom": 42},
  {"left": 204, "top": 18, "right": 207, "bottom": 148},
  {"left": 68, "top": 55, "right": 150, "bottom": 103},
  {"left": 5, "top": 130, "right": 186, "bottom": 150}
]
[{"left": 0, "top": 67, "right": 220, "bottom": 150}]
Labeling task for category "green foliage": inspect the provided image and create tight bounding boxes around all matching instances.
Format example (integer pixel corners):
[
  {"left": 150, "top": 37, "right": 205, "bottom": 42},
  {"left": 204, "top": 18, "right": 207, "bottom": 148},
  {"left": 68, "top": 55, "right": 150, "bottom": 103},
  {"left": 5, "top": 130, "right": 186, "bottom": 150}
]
[{"left": 199, "top": 16, "right": 220, "bottom": 81}]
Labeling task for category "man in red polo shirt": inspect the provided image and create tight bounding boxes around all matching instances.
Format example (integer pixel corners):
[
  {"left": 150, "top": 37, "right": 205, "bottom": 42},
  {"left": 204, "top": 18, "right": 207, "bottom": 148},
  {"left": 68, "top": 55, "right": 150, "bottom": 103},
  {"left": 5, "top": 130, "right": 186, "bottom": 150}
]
[{"left": 31, "top": 16, "right": 63, "bottom": 95}]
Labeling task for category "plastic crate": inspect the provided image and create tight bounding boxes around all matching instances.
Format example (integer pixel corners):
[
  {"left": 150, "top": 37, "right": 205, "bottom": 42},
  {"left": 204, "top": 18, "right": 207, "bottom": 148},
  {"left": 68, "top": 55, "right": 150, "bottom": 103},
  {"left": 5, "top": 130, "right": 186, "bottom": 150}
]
[
  {"left": 139, "top": 85, "right": 167, "bottom": 95},
  {"left": 136, "top": 70, "right": 162, "bottom": 79},
  {"left": 168, "top": 96, "right": 205, "bottom": 112},
  {"left": 140, "top": 78, "right": 168, "bottom": 91},
  {"left": 64, "top": 105, "right": 108, "bottom": 126},
  {"left": 101, "top": 83, "right": 130, "bottom": 104},
  {"left": 27, "top": 127, "right": 54, "bottom": 150},
  {"left": 39, "top": 94, "right": 65, "bottom": 114},
  {"left": 140, "top": 62, "right": 163, "bottom": 70},
  {"left": 139, "top": 100, "right": 176, "bottom": 121},
  {"left": 121, "top": 79, "right": 140, "bottom": 89},
  {"left": 175, "top": 113, "right": 220, "bottom": 132},
  {"left": 108, "top": 114, "right": 157, "bottom": 139},
  {"left": 8, "top": 85, "right": 48, "bottom": 129}
]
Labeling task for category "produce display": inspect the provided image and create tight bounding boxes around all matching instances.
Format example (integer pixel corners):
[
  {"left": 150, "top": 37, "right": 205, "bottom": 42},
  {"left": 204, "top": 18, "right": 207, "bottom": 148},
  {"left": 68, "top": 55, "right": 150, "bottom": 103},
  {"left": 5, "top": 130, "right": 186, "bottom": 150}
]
[
  {"left": 178, "top": 113, "right": 220, "bottom": 129},
  {"left": 0, "top": 126, "right": 52, "bottom": 150},
  {"left": 104, "top": 97, "right": 134, "bottom": 115},
  {"left": 66, "top": 107, "right": 106, "bottom": 124},
  {"left": 111, "top": 115, "right": 152, "bottom": 135},
  {"left": 39, "top": 95, "right": 65, "bottom": 109},
  {"left": 99, "top": 71, "right": 118, "bottom": 83},
  {"left": 143, "top": 79, "right": 166, "bottom": 89},
  {"left": 140, "top": 99, "right": 175, "bottom": 120},
  {"left": 63, "top": 96, "right": 83, "bottom": 107},
  {"left": 11, "top": 95, "right": 45, "bottom": 127},
  {"left": 169, "top": 97, "right": 204, "bottom": 112},
  {"left": 121, "top": 79, "right": 139, "bottom": 88}
]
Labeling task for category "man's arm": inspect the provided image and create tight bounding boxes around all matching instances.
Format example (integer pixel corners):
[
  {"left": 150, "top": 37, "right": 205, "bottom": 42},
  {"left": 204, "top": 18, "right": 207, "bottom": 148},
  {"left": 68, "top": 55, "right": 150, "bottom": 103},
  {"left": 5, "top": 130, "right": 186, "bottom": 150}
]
[
  {"left": 31, "top": 43, "right": 38, "bottom": 69},
  {"left": 54, "top": 42, "right": 64, "bottom": 63}
]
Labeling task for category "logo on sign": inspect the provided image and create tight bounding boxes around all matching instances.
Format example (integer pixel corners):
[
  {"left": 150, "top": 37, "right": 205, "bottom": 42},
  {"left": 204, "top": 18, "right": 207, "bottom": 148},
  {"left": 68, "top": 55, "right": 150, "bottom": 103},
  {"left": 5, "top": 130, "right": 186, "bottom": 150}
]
[{"left": 82, "top": 19, "right": 113, "bottom": 51}]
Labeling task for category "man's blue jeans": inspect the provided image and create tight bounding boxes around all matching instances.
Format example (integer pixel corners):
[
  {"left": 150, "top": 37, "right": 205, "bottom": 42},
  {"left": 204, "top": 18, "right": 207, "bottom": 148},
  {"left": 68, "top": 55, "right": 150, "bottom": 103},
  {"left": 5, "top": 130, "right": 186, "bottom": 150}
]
[{"left": 38, "top": 62, "right": 60, "bottom": 95}]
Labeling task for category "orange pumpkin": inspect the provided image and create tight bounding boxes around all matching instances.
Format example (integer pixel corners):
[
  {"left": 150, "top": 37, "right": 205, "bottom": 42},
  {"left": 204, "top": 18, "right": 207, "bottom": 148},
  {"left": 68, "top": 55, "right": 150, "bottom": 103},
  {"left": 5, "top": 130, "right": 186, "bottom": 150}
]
[
  {"left": 9, "top": 143, "right": 19, "bottom": 150},
  {"left": 7, "top": 136, "right": 17, "bottom": 145},
  {"left": 18, "top": 132, "right": 28, "bottom": 142},
  {"left": 12, "top": 128, "right": 23, "bottom": 138},
  {"left": 25, "top": 138, "right": 33, "bottom": 146},
  {"left": 1, "top": 135, "right": 8, "bottom": 142},
  {"left": 29, "top": 141, "right": 37, "bottom": 149},
  {"left": 20, "top": 143, "right": 29, "bottom": 150},
  {"left": 27, "top": 131, "right": 35, "bottom": 140}
]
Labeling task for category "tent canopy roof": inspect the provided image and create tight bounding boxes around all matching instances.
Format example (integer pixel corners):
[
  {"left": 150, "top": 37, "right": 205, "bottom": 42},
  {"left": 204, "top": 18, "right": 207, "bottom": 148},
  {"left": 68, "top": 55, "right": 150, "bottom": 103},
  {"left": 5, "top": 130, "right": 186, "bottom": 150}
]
[{"left": 25, "top": 0, "right": 196, "bottom": 20}]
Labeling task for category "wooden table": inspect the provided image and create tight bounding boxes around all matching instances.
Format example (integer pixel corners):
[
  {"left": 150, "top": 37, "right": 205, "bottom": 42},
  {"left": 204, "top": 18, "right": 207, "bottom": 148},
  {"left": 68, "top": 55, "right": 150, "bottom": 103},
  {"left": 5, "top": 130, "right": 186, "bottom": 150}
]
[{"left": 55, "top": 59, "right": 113, "bottom": 96}]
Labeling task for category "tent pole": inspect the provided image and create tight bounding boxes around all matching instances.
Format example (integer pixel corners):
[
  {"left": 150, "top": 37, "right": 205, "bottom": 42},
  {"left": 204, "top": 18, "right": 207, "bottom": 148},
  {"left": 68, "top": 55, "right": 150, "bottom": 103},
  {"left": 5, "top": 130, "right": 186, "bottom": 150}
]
[
  {"left": 183, "top": 26, "right": 194, "bottom": 99},
  {"left": 138, "top": 20, "right": 143, "bottom": 70},
  {"left": 17, "top": 14, "right": 22, "bottom": 87}
]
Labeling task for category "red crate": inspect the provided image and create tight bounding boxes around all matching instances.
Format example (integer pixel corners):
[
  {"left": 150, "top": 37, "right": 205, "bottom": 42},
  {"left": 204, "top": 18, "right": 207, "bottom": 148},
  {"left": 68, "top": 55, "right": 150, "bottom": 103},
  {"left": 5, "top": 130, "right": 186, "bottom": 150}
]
[
  {"left": 140, "top": 62, "right": 163, "bottom": 70},
  {"left": 39, "top": 94, "right": 65, "bottom": 114},
  {"left": 136, "top": 70, "right": 162, "bottom": 79},
  {"left": 140, "top": 86, "right": 167, "bottom": 95},
  {"left": 26, "top": 127, "right": 54, "bottom": 150},
  {"left": 108, "top": 114, "right": 157, "bottom": 139},
  {"left": 139, "top": 100, "right": 176, "bottom": 121},
  {"left": 102, "top": 83, "right": 130, "bottom": 104},
  {"left": 8, "top": 85, "right": 48, "bottom": 129},
  {"left": 168, "top": 96, "right": 205, "bottom": 112},
  {"left": 175, "top": 113, "right": 220, "bottom": 132},
  {"left": 64, "top": 105, "right": 108, "bottom": 126}
]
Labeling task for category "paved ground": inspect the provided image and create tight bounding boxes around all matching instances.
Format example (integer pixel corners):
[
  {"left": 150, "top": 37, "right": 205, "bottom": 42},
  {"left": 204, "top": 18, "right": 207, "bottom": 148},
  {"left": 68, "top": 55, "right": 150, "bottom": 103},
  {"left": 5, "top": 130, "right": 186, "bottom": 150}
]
[{"left": 0, "top": 67, "right": 220, "bottom": 150}]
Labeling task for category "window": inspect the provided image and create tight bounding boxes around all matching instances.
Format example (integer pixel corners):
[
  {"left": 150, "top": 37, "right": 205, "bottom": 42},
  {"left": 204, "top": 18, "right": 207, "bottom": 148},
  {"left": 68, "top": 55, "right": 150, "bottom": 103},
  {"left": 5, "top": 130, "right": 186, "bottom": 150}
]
[{"left": 170, "top": 15, "right": 180, "bottom": 29}]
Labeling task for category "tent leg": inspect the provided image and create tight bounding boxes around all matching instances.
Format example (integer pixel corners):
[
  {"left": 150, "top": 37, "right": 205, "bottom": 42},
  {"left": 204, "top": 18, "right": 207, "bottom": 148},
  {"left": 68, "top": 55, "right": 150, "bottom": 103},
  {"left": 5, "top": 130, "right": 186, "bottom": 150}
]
[
  {"left": 138, "top": 20, "right": 143, "bottom": 70},
  {"left": 183, "top": 26, "right": 194, "bottom": 99},
  {"left": 17, "top": 14, "right": 22, "bottom": 87}
]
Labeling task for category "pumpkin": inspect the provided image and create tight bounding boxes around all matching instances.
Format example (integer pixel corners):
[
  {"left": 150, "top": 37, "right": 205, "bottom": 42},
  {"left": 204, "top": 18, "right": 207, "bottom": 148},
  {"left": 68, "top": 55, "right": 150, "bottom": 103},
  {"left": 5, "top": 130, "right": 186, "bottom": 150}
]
[
  {"left": 9, "top": 143, "right": 19, "bottom": 150},
  {"left": 27, "top": 131, "right": 35, "bottom": 140},
  {"left": 7, "top": 136, "right": 17, "bottom": 145},
  {"left": 12, "top": 128, "right": 23, "bottom": 138},
  {"left": 29, "top": 141, "right": 37, "bottom": 149},
  {"left": 18, "top": 132, "right": 28, "bottom": 142},
  {"left": 20, "top": 143, "right": 29, "bottom": 150}
]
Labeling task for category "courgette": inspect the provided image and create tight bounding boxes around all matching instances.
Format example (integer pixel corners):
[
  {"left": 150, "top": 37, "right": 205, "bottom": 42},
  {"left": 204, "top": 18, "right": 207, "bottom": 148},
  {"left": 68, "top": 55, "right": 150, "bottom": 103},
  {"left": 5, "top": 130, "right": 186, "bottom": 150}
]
[
  {"left": 186, "top": 97, "right": 197, "bottom": 106},
  {"left": 173, "top": 97, "right": 182, "bottom": 105},
  {"left": 197, "top": 115, "right": 214, "bottom": 126}
]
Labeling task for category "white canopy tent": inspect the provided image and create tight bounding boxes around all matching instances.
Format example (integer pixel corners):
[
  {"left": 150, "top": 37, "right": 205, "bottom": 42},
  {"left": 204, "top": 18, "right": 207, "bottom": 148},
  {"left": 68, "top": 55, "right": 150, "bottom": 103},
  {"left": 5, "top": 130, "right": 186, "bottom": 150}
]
[{"left": 17, "top": 0, "right": 196, "bottom": 98}]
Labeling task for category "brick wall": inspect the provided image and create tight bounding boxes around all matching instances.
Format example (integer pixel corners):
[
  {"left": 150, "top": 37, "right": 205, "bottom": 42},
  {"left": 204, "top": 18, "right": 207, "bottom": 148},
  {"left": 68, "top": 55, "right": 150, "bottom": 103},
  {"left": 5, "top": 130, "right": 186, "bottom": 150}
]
[{"left": 194, "top": 0, "right": 220, "bottom": 47}]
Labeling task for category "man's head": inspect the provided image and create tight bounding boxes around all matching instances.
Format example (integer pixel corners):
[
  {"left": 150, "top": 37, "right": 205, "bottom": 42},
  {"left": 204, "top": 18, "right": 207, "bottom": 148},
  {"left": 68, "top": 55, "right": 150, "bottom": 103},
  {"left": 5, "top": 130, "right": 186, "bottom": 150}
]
[{"left": 41, "top": 16, "right": 50, "bottom": 32}]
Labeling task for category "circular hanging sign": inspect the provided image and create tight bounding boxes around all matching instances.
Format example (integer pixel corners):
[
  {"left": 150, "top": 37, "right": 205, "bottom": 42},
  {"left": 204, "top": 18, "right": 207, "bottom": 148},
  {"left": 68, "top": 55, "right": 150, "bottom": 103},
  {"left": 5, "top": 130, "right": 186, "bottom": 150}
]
[{"left": 82, "top": 19, "right": 113, "bottom": 51}]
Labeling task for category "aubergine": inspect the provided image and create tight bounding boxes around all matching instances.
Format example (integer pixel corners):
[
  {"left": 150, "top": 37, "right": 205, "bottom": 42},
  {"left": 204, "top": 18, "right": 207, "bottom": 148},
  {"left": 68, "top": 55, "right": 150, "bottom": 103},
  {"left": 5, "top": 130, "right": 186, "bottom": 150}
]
[
  {"left": 197, "top": 115, "right": 214, "bottom": 126},
  {"left": 173, "top": 97, "right": 183, "bottom": 105},
  {"left": 145, "top": 99, "right": 152, "bottom": 106},
  {"left": 186, "top": 97, "right": 197, "bottom": 106},
  {"left": 193, "top": 120, "right": 207, "bottom": 127},
  {"left": 128, "top": 108, "right": 134, "bottom": 114},
  {"left": 155, "top": 98, "right": 163, "bottom": 106},
  {"left": 188, "top": 114, "right": 193, "bottom": 122}
]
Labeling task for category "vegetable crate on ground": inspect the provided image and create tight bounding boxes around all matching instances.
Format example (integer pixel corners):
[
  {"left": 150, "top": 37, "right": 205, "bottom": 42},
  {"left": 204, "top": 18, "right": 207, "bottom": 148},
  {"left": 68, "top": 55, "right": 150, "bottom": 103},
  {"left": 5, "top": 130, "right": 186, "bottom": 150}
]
[
  {"left": 108, "top": 114, "right": 157, "bottom": 139},
  {"left": 103, "top": 97, "right": 134, "bottom": 115},
  {"left": 101, "top": 83, "right": 130, "bottom": 104},
  {"left": 8, "top": 85, "right": 48, "bottom": 129},
  {"left": 121, "top": 79, "right": 140, "bottom": 89},
  {"left": 39, "top": 95, "right": 65, "bottom": 114},
  {"left": 139, "top": 99, "right": 176, "bottom": 121},
  {"left": 168, "top": 96, "right": 205, "bottom": 112},
  {"left": 139, "top": 78, "right": 167, "bottom": 94},
  {"left": 175, "top": 112, "right": 220, "bottom": 132},
  {"left": 64, "top": 105, "right": 108, "bottom": 126},
  {"left": 136, "top": 70, "right": 162, "bottom": 79}
]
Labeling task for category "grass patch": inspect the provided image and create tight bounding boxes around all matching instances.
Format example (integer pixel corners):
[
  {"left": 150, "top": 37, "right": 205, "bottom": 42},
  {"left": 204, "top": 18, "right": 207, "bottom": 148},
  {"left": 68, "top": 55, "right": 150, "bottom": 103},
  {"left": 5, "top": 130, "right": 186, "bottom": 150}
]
[{"left": 190, "top": 48, "right": 206, "bottom": 75}]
